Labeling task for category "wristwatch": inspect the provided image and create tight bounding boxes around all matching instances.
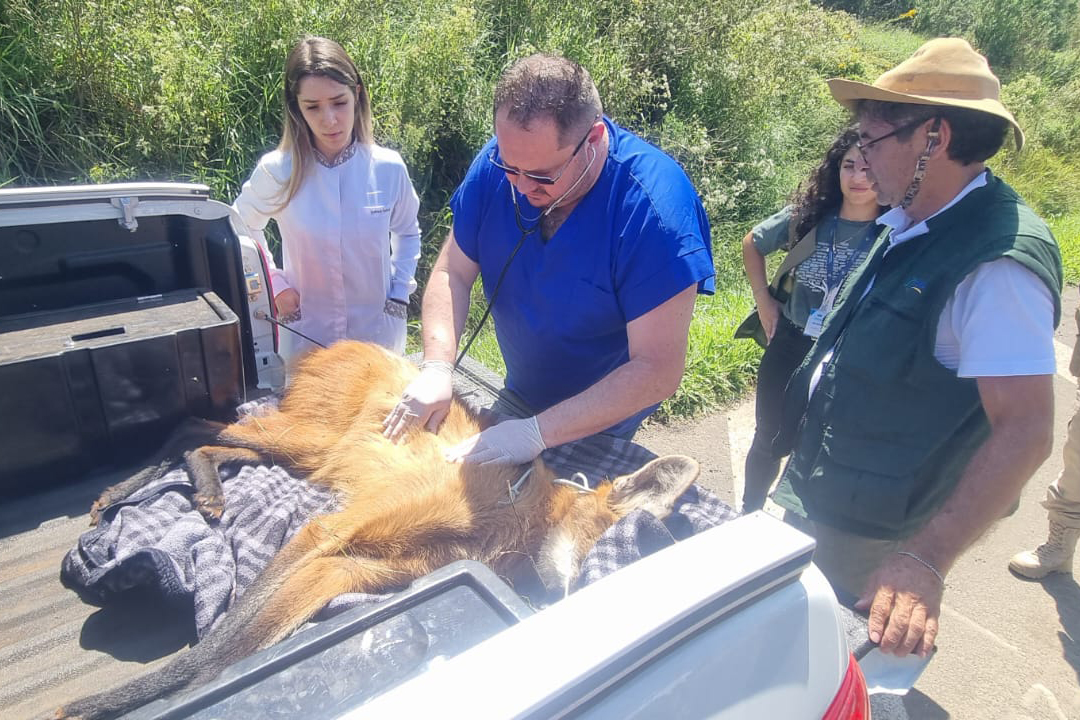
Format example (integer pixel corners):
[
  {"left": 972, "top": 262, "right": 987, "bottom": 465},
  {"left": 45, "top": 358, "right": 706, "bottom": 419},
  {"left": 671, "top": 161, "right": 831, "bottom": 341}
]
[{"left": 384, "top": 297, "right": 409, "bottom": 320}]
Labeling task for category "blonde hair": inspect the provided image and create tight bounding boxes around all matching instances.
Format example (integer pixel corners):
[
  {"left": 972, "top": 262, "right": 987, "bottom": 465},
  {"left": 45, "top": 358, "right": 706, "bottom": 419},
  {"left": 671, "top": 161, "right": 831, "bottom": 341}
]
[{"left": 276, "top": 36, "right": 373, "bottom": 207}]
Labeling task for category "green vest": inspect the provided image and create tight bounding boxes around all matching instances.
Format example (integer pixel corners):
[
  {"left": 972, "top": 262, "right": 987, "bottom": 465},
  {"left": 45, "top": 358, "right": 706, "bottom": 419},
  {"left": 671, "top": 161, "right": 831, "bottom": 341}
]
[{"left": 774, "top": 172, "right": 1062, "bottom": 539}]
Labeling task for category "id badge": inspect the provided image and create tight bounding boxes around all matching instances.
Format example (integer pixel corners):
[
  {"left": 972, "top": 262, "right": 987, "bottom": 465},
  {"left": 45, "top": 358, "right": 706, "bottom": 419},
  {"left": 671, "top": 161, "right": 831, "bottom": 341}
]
[{"left": 804, "top": 309, "right": 826, "bottom": 338}]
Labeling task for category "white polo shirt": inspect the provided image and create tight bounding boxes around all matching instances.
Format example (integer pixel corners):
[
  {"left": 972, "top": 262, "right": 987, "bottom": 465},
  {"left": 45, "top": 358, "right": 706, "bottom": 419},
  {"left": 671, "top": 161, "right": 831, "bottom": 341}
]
[{"left": 809, "top": 171, "right": 1055, "bottom": 398}]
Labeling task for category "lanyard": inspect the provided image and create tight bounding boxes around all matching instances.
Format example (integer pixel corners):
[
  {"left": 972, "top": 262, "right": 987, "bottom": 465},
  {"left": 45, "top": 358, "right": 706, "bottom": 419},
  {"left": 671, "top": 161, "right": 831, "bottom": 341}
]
[
  {"left": 825, "top": 214, "right": 875, "bottom": 292},
  {"left": 455, "top": 183, "right": 544, "bottom": 369}
]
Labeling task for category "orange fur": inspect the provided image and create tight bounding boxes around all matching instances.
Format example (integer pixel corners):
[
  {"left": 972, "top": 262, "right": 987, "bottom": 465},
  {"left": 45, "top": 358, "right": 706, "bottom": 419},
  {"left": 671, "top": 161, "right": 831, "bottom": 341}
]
[{"left": 57, "top": 340, "right": 699, "bottom": 720}]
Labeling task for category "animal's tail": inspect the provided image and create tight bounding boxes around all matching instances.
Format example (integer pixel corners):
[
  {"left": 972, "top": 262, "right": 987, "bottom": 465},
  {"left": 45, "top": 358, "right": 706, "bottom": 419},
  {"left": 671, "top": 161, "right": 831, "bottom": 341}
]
[{"left": 53, "top": 516, "right": 404, "bottom": 720}]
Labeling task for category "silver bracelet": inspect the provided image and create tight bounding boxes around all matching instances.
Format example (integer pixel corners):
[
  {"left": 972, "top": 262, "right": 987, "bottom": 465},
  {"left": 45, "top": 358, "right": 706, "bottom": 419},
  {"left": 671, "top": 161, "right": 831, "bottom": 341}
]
[
  {"left": 895, "top": 551, "right": 945, "bottom": 585},
  {"left": 419, "top": 359, "right": 455, "bottom": 375}
]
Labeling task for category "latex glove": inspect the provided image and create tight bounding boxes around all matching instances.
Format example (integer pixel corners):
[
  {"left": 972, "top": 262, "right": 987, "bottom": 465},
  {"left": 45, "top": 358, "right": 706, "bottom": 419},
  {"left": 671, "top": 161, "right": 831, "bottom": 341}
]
[
  {"left": 382, "top": 361, "right": 454, "bottom": 441},
  {"left": 274, "top": 288, "right": 301, "bottom": 323},
  {"left": 444, "top": 416, "right": 547, "bottom": 466},
  {"left": 855, "top": 551, "right": 944, "bottom": 658}
]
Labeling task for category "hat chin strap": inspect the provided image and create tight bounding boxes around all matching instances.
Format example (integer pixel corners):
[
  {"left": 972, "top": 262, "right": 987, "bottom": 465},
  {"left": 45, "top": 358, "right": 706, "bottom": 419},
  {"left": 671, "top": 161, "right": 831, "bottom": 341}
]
[{"left": 900, "top": 119, "right": 942, "bottom": 210}]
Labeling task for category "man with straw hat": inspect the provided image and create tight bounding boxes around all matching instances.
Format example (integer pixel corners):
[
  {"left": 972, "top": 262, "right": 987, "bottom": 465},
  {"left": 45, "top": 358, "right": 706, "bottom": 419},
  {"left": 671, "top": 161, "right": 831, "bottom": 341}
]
[{"left": 770, "top": 38, "right": 1062, "bottom": 658}]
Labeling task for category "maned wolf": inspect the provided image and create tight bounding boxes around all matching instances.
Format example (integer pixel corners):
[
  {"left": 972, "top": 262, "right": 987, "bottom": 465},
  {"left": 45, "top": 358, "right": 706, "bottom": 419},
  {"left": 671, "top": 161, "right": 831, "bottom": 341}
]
[{"left": 56, "top": 340, "right": 699, "bottom": 720}]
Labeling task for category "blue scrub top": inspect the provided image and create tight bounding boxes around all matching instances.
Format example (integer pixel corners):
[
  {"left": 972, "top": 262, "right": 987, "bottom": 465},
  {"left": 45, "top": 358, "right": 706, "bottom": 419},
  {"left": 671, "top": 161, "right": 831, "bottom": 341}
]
[{"left": 451, "top": 117, "right": 715, "bottom": 436}]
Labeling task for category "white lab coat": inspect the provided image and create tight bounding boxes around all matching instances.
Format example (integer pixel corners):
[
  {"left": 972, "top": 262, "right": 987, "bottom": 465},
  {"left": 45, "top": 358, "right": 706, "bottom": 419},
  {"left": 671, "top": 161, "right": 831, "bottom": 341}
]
[{"left": 233, "top": 143, "right": 421, "bottom": 362}]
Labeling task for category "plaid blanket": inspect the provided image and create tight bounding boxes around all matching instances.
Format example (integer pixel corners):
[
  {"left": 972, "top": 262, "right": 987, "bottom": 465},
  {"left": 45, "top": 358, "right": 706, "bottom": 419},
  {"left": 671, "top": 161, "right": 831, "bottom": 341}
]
[{"left": 61, "top": 389, "right": 738, "bottom": 638}]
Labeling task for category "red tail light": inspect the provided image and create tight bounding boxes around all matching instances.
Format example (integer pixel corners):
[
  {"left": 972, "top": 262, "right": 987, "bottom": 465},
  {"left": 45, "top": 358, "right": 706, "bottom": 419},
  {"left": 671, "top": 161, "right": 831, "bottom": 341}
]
[{"left": 821, "top": 653, "right": 870, "bottom": 719}]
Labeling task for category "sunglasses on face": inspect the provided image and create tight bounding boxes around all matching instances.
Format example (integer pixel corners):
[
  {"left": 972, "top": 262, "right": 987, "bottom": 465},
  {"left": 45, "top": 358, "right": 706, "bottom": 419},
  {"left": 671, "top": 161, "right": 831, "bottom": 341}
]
[{"left": 487, "top": 119, "right": 597, "bottom": 185}]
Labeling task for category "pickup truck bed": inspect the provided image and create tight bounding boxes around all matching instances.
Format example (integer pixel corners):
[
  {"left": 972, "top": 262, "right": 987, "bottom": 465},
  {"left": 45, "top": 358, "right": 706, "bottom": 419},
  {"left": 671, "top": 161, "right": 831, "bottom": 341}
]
[
  {"left": 1, "top": 466, "right": 863, "bottom": 720},
  {"left": 0, "top": 356, "right": 513, "bottom": 719},
  {"left": 2, "top": 464, "right": 193, "bottom": 719}
]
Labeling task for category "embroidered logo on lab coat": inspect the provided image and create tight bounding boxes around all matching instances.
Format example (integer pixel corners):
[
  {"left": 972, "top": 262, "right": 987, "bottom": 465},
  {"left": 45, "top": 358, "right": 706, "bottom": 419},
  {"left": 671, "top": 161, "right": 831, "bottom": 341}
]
[{"left": 365, "top": 190, "right": 390, "bottom": 214}]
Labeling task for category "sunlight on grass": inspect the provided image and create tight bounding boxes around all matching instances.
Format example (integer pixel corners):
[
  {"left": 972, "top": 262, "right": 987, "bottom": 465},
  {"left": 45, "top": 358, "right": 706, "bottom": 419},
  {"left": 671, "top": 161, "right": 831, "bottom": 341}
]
[
  {"left": 1051, "top": 214, "right": 1080, "bottom": 285},
  {"left": 5, "top": 0, "right": 1080, "bottom": 421}
]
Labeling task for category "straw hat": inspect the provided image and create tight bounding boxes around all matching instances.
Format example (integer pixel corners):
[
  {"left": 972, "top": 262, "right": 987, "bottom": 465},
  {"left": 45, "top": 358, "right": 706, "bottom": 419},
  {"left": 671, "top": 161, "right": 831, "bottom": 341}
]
[{"left": 827, "top": 38, "right": 1023, "bottom": 150}]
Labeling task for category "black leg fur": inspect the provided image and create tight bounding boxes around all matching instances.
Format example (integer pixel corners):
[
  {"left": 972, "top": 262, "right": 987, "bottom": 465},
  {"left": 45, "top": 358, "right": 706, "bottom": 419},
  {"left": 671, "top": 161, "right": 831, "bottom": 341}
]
[
  {"left": 88, "top": 419, "right": 226, "bottom": 526},
  {"left": 184, "top": 445, "right": 264, "bottom": 521}
]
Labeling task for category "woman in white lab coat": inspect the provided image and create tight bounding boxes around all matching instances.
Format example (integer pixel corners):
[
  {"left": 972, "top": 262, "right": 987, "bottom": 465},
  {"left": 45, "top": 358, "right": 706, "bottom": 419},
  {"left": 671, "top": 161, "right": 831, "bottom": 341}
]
[{"left": 234, "top": 36, "right": 421, "bottom": 362}]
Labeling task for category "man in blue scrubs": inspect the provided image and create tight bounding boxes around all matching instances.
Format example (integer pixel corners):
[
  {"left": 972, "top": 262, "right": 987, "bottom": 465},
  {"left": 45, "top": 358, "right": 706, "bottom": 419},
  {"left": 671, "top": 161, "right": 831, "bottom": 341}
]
[{"left": 384, "top": 53, "right": 714, "bottom": 465}]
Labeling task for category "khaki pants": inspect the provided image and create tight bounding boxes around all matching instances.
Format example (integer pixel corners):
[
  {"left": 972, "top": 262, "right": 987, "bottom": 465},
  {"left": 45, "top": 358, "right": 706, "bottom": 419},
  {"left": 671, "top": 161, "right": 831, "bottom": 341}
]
[
  {"left": 781, "top": 385, "right": 1080, "bottom": 596},
  {"left": 782, "top": 511, "right": 901, "bottom": 600},
  {"left": 1045, "top": 385, "right": 1080, "bottom": 529}
]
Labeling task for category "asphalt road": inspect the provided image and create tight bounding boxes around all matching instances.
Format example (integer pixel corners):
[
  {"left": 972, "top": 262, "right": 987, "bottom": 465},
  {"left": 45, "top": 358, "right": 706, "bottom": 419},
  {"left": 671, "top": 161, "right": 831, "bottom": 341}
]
[{"left": 638, "top": 288, "right": 1080, "bottom": 720}]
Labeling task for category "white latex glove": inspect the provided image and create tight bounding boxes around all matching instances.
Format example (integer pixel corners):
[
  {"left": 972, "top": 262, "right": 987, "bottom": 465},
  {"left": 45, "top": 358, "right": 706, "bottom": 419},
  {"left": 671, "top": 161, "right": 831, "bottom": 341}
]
[
  {"left": 382, "top": 361, "right": 454, "bottom": 441},
  {"left": 444, "top": 416, "right": 547, "bottom": 466}
]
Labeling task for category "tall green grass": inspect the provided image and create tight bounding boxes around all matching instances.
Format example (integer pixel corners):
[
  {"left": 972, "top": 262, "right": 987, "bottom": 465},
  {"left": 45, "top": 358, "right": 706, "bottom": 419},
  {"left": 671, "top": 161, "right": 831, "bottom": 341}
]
[
  {"left": 1051, "top": 214, "right": 1080, "bottom": 285},
  {"left": 4, "top": 0, "right": 1080, "bottom": 420}
]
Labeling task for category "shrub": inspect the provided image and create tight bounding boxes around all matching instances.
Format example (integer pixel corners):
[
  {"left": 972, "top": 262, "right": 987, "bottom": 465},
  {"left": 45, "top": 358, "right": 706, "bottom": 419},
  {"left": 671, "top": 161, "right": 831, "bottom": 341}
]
[{"left": 914, "top": 0, "right": 1079, "bottom": 71}]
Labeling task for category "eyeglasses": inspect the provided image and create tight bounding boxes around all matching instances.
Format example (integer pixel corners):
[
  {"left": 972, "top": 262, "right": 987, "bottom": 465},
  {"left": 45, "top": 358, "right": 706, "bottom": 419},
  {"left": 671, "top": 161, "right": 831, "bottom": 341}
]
[
  {"left": 487, "top": 118, "right": 598, "bottom": 185},
  {"left": 856, "top": 117, "right": 934, "bottom": 155}
]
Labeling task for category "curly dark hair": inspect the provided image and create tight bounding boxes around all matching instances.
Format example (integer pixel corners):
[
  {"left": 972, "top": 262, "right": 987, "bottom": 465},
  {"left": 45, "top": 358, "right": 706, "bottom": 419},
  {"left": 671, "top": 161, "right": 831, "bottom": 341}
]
[{"left": 789, "top": 125, "right": 884, "bottom": 244}]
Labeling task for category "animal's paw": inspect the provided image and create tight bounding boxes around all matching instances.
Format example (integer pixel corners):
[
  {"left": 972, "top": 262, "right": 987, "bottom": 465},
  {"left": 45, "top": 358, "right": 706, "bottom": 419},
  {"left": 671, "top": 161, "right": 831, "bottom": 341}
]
[
  {"left": 88, "top": 498, "right": 105, "bottom": 527},
  {"left": 193, "top": 491, "right": 225, "bottom": 521}
]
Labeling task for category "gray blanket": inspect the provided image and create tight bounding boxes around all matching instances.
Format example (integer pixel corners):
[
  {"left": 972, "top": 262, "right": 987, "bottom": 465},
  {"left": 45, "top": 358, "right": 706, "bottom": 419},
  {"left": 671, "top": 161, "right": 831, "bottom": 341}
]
[{"left": 61, "top": 398, "right": 738, "bottom": 637}]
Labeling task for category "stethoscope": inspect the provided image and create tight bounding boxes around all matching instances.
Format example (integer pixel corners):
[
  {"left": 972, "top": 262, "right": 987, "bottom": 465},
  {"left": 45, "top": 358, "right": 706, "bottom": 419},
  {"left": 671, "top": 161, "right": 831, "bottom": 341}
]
[
  {"left": 453, "top": 143, "right": 598, "bottom": 369},
  {"left": 262, "top": 144, "right": 599, "bottom": 367}
]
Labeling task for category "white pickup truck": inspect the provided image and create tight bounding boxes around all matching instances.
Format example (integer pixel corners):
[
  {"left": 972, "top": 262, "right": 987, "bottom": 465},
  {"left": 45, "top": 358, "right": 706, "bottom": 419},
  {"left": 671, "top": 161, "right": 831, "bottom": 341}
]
[{"left": 0, "top": 182, "right": 903, "bottom": 720}]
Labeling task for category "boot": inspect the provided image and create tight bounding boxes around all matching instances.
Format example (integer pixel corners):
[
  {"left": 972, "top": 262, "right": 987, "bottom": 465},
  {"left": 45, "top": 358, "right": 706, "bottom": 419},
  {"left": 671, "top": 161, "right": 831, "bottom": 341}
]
[{"left": 1009, "top": 519, "right": 1080, "bottom": 579}]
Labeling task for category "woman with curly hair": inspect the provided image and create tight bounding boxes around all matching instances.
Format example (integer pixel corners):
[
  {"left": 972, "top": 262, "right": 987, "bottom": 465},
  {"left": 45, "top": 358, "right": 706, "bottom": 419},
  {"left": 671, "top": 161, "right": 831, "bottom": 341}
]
[{"left": 740, "top": 126, "right": 886, "bottom": 512}]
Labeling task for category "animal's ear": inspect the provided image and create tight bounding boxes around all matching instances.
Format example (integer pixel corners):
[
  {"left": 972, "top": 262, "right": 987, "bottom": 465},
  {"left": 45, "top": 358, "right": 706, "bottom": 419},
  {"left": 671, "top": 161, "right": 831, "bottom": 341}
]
[{"left": 607, "top": 455, "right": 699, "bottom": 519}]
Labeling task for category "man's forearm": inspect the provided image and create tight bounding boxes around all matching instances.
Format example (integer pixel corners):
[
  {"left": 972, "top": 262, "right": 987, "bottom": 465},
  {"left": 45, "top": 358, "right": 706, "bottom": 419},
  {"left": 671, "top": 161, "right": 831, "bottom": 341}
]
[
  {"left": 419, "top": 269, "right": 464, "bottom": 362},
  {"left": 420, "top": 239, "right": 477, "bottom": 364},
  {"left": 903, "top": 406, "right": 1053, "bottom": 576},
  {"left": 536, "top": 355, "right": 683, "bottom": 448},
  {"left": 534, "top": 285, "right": 696, "bottom": 447}
]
